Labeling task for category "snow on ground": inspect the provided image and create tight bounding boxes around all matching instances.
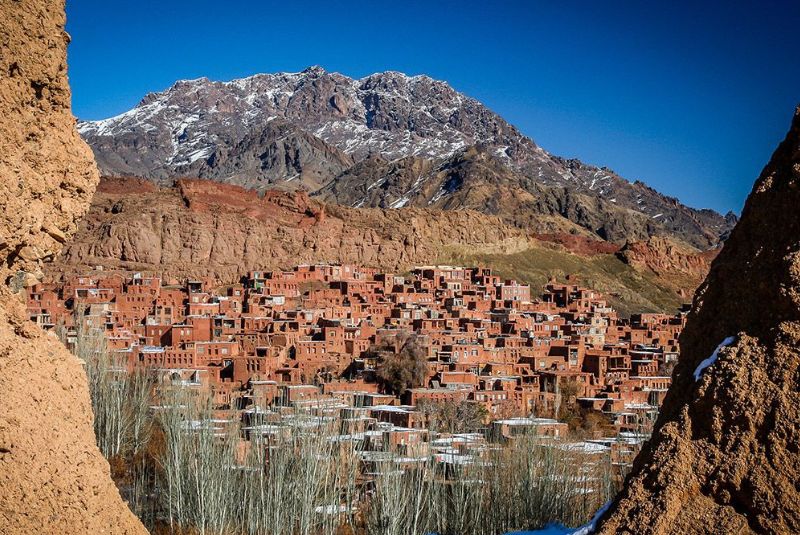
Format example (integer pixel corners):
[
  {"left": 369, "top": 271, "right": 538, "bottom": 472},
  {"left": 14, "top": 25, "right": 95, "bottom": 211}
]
[
  {"left": 508, "top": 502, "right": 612, "bottom": 535},
  {"left": 693, "top": 336, "right": 737, "bottom": 381},
  {"left": 389, "top": 196, "right": 410, "bottom": 208}
]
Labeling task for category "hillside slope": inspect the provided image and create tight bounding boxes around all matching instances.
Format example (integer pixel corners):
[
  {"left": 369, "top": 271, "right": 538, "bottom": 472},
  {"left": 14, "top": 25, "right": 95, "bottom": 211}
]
[
  {"left": 317, "top": 146, "right": 729, "bottom": 247},
  {"left": 54, "top": 177, "right": 530, "bottom": 282},
  {"left": 52, "top": 177, "right": 712, "bottom": 314}
]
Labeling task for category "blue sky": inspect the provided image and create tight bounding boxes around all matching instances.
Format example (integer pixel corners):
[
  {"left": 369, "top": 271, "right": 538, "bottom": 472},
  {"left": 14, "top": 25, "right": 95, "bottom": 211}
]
[{"left": 66, "top": 0, "right": 800, "bottom": 214}]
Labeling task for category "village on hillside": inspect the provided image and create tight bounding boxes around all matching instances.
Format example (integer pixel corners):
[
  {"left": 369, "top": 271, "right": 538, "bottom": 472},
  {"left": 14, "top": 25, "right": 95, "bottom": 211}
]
[{"left": 27, "top": 264, "right": 684, "bottom": 473}]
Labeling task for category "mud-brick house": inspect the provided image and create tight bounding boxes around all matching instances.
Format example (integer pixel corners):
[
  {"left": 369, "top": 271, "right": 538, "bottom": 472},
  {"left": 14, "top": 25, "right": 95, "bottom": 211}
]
[
  {"left": 162, "top": 347, "right": 197, "bottom": 368},
  {"left": 612, "top": 402, "right": 659, "bottom": 434},
  {"left": 154, "top": 367, "right": 209, "bottom": 389},
  {"left": 540, "top": 370, "right": 595, "bottom": 399},
  {"left": 72, "top": 285, "right": 116, "bottom": 306},
  {"left": 62, "top": 276, "right": 98, "bottom": 300},
  {"left": 270, "top": 365, "right": 302, "bottom": 384},
  {"left": 245, "top": 271, "right": 268, "bottom": 290},
  {"left": 436, "top": 370, "right": 480, "bottom": 388},
  {"left": 368, "top": 405, "right": 424, "bottom": 429},
  {"left": 234, "top": 331, "right": 270, "bottom": 355},
  {"left": 113, "top": 292, "right": 152, "bottom": 324},
  {"left": 166, "top": 323, "right": 195, "bottom": 346},
  {"left": 626, "top": 375, "right": 671, "bottom": 406},
  {"left": 106, "top": 327, "right": 138, "bottom": 353},
  {"left": 143, "top": 322, "right": 171, "bottom": 346},
  {"left": 404, "top": 387, "right": 471, "bottom": 406},
  {"left": 441, "top": 342, "right": 487, "bottom": 365},
  {"left": 26, "top": 286, "right": 70, "bottom": 328},
  {"left": 195, "top": 340, "right": 239, "bottom": 367},
  {"left": 246, "top": 380, "right": 280, "bottom": 408},
  {"left": 153, "top": 288, "right": 185, "bottom": 320},
  {"left": 261, "top": 278, "right": 300, "bottom": 298},
  {"left": 211, "top": 315, "right": 239, "bottom": 340},
  {"left": 185, "top": 315, "right": 212, "bottom": 341},
  {"left": 217, "top": 296, "right": 242, "bottom": 317},
  {"left": 241, "top": 315, "right": 273, "bottom": 332},
  {"left": 278, "top": 384, "right": 321, "bottom": 405},
  {"left": 386, "top": 427, "right": 429, "bottom": 456},
  {"left": 582, "top": 349, "right": 612, "bottom": 380},
  {"left": 137, "top": 345, "right": 166, "bottom": 367},
  {"left": 187, "top": 300, "right": 219, "bottom": 317},
  {"left": 630, "top": 356, "right": 660, "bottom": 377},
  {"left": 495, "top": 280, "right": 531, "bottom": 302},
  {"left": 127, "top": 273, "right": 161, "bottom": 297},
  {"left": 489, "top": 417, "right": 568, "bottom": 441},
  {"left": 231, "top": 354, "right": 283, "bottom": 383}
]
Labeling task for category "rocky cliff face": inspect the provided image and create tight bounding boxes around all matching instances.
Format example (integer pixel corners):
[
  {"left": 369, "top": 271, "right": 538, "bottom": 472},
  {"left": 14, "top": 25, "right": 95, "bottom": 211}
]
[
  {"left": 0, "top": 0, "right": 98, "bottom": 288},
  {"left": 53, "top": 177, "right": 531, "bottom": 283},
  {"left": 596, "top": 108, "right": 800, "bottom": 534},
  {"left": 0, "top": 1, "right": 147, "bottom": 533},
  {"left": 616, "top": 237, "right": 717, "bottom": 300},
  {"left": 76, "top": 67, "right": 736, "bottom": 249}
]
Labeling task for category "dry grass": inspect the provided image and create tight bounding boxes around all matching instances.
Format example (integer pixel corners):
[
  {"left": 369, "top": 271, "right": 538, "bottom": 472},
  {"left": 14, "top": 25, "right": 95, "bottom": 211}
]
[{"left": 440, "top": 244, "right": 687, "bottom": 315}]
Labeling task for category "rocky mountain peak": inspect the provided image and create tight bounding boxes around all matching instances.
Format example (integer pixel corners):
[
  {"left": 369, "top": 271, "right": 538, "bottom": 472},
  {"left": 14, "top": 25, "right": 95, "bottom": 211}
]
[
  {"left": 301, "top": 64, "right": 326, "bottom": 75},
  {"left": 77, "top": 66, "right": 736, "bottom": 249}
]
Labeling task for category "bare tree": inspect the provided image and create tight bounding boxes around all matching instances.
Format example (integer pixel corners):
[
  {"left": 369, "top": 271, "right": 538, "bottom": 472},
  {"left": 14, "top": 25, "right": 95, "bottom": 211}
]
[
  {"left": 416, "top": 400, "right": 488, "bottom": 434},
  {"left": 373, "top": 332, "right": 429, "bottom": 395},
  {"left": 65, "top": 313, "right": 619, "bottom": 535}
]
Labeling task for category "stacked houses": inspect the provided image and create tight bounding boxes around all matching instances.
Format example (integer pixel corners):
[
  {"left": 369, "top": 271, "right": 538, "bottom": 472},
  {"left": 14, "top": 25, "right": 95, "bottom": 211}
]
[{"left": 27, "top": 264, "right": 685, "bottom": 466}]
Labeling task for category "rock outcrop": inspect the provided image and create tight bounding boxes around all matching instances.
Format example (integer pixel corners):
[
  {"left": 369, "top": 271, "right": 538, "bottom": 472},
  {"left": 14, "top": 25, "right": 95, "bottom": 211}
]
[
  {"left": 0, "top": 0, "right": 98, "bottom": 288},
  {"left": 52, "top": 177, "right": 531, "bottom": 283},
  {"left": 616, "top": 237, "right": 717, "bottom": 300},
  {"left": 596, "top": 108, "right": 800, "bottom": 534},
  {"left": 0, "top": 1, "right": 147, "bottom": 533}
]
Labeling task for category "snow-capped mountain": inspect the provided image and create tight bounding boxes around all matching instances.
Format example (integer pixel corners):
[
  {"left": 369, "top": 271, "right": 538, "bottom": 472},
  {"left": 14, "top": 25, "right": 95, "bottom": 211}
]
[
  {"left": 78, "top": 66, "right": 548, "bottom": 182},
  {"left": 78, "top": 66, "right": 736, "bottom": 248}
]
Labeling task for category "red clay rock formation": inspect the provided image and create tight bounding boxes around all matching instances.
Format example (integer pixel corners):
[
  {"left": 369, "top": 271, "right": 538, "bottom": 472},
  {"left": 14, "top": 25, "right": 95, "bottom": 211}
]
[
  {"left": 0, "top": 1, "right": 147, "bottom": 533},
  {"left": 616, "top": 237, "right": 715, "bottom": 280},
  {"left": 616, "top": 236, "right": 717, "bottom": 300},
  {"left": 53, "top": 177, "right": 531, "bottom": 282},
  {"left": 596, "top": 108, "right": 800, "bottom": 534}
]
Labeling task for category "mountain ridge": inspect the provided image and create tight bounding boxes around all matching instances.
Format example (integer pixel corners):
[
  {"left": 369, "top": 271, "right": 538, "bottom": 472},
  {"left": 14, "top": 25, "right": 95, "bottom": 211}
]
[{"left": 77, "top": 66, "right": 736, "bottom": 248}]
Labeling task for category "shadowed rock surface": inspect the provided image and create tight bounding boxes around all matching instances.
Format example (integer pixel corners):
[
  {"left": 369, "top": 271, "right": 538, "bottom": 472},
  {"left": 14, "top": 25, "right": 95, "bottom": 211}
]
[
  {"left": 596, "top": 108, "right": 800, "bottom": 534},
  {"left": 0, "top": 1, "right": 147, "bottom": 533}
]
